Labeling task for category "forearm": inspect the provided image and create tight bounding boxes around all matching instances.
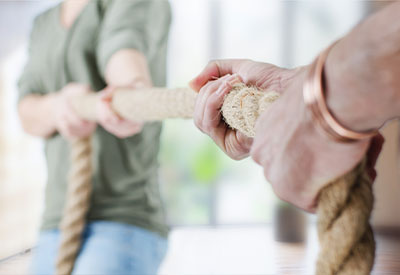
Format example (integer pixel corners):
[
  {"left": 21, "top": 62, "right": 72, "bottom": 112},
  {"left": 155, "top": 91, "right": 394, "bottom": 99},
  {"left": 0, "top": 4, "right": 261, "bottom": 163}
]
[
  {"left": 96, "top": 49, "right": 149, "bottom": 137},
  {"left": 324, "top": 2, "right": 400, "bottom": 132},
  {"left": 104, "top": 49, "right": 152, "bottom": 88},
  {"left": 18, "top": 94, "right": 57, "bottom": 138}
]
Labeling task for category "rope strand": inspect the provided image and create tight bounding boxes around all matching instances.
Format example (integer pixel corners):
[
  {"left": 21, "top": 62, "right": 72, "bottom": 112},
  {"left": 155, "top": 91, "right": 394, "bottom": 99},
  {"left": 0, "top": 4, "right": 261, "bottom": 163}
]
[
  {"left": 56, "top": 137, "right": 93, "bottom": 275},
  {"left": 59, "top": 84, "right": 375, "bottom": 275}
]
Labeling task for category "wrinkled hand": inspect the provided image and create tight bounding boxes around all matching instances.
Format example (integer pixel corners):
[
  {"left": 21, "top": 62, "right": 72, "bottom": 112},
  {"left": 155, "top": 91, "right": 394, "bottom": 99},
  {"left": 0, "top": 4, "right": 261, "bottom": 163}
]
[
  {"left": 250, "top": 70, "right": 384, "bottom": 212},
  {"left": 190, "top": 59, "right": 299, "bottom": 160},
  {"left": 192, "top": 74, "right": 253, "bottom": 160},
  {"left": 54, "top": 83, "right": 96, "bottom": 140},
  {"left": 96, "top": 86, "right": 143, "bottom": 138}
]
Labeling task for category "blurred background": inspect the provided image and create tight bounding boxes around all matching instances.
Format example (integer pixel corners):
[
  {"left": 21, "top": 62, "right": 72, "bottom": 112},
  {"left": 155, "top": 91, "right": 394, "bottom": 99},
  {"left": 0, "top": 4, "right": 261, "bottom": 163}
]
[{"left": 0, "top": 1, "right": 399, "bottom": 274}]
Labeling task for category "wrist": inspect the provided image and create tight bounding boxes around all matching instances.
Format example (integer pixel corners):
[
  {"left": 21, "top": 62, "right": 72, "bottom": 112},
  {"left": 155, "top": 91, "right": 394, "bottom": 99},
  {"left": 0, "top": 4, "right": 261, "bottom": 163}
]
[{"left": 324, "top": 38, "right": 399, "bottom": 132}]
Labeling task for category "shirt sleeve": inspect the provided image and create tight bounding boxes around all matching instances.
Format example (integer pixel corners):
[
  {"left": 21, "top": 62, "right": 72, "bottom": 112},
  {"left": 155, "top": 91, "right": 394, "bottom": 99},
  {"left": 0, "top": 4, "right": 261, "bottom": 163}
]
[
  {"left": 17, "top": 17, "right": 45, "bottom": 103},
  {"left": 96, "top": 0, "right": 172, "bottom": 78}
]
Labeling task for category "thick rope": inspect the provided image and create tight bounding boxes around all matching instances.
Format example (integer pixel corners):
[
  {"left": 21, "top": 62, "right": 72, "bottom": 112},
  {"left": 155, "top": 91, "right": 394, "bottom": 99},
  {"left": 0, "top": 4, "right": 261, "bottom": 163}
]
[
  {"left": 224, "top": 85, "right": 375, "bottom": 274},
  {"left": 56, "top": 137, "right": 92, "bottom": 275},
  {"left": 58, "top": 84, "right": 374, "bottom": 275},
  {"left": 316, "top": 160, "right": 374, "bottom": 275}
]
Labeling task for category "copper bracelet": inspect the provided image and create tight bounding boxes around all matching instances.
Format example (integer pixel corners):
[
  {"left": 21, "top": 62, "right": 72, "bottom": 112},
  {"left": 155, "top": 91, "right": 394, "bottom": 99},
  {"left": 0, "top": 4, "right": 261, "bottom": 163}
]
[{"left": 303, "top": 43, "right": 378, "bottom": 143}]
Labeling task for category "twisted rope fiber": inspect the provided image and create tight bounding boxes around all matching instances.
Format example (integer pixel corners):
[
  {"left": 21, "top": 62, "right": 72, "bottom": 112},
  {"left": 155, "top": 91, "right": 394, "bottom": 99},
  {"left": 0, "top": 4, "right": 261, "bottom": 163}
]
[
  {"left": 223, "top": 85, "right": 374, "bottom": 275},
  {"left": 317, "top": 160, "right": 374, "bottom": 275},
  {"left": 58, "top": 84, "right": 374, "bottom": 275},
  {"left": 56, "top": 137, "right": 93, "bottom": 275}
]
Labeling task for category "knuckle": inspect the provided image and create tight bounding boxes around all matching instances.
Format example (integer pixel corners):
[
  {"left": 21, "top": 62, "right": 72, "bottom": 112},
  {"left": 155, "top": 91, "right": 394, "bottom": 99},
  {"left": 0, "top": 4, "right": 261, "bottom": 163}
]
[
  {"left": 203, "top": 121, "right": 217, "bottom": 134},
  {"left": 208, "top": 97, "right": 222, "bottom": 110},
  {"left": 199, "top": 83, "right": 210, "bottom": 95},
  {"left": 207, "top": 59, "right": 218, "bottom": 67},
  {"left": 194, "top": 118, "right": 203, "bottom": 129},
  {"left": 203, "top": 125, "right": 212, "bottom": 134},
  {"left": 203, "top": 118, "right": 217, "bottom": 133},
  {"left": 234, "top": 147, "right": 250, "bottom": 161},
  {"left": 250, "top": 148, "right": 260, "bottom": 163},
  {"left": 231, "top": 154, "right": 245, "bottom": 161},
  {"left": 236, "top": 143, "right": 250, "bottom": 157}
]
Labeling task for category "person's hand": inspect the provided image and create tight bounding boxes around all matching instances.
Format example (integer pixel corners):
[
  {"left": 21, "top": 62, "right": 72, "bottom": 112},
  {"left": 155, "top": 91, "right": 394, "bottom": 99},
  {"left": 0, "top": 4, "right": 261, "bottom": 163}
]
[
  {"left": 190, "top": 59, "right": 300, "bottom": 160},
  {"left": 96, "top": 86, "right": 143, "bottom": 138},
  {"left": 190, "top": 59, "right": 299, "bottom": 92},
  {"left": 192, "top": 74, "right": 253, "bottom": 160},
  {"left": 53, "top": 83, "right": 97, "bottom": 140},
  {"left": 250, "top": 70, "right": 384, "bottom": 212}
]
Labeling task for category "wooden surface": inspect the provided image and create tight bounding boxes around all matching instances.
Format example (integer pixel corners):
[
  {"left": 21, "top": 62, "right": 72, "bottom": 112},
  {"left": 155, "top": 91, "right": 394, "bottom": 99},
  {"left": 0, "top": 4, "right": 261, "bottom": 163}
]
[{"left": 0, "top": 225, "right": 399, "bottom": 275}]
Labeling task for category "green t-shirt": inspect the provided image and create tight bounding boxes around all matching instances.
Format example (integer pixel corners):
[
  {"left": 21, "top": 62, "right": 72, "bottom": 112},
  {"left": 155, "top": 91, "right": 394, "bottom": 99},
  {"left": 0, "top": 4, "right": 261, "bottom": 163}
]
[{"left": 18, "top": 0, "right": 171, "bottom": 237}]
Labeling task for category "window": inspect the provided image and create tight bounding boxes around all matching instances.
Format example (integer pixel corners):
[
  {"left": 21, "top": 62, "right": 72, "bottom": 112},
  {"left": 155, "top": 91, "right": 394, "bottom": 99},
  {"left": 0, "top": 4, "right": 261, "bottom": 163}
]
[
  {"left": 160, "top": 0, "right": 365, "bottom": 226},
  {"left": 0, "top": 0, "right": 367, "bottom": 260}
]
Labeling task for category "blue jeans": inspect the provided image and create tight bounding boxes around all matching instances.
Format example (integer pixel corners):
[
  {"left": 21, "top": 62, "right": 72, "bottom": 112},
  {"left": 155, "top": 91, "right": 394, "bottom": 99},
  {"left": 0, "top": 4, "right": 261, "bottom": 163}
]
[{"left": 31, "top": 221, "right": 168, "bottom": 275}]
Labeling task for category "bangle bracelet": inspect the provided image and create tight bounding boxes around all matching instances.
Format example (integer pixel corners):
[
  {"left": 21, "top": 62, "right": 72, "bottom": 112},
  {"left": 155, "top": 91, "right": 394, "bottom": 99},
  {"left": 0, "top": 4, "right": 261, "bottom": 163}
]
[{"left": 303, "top": 42, "right": 378, "bottom": 143}]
